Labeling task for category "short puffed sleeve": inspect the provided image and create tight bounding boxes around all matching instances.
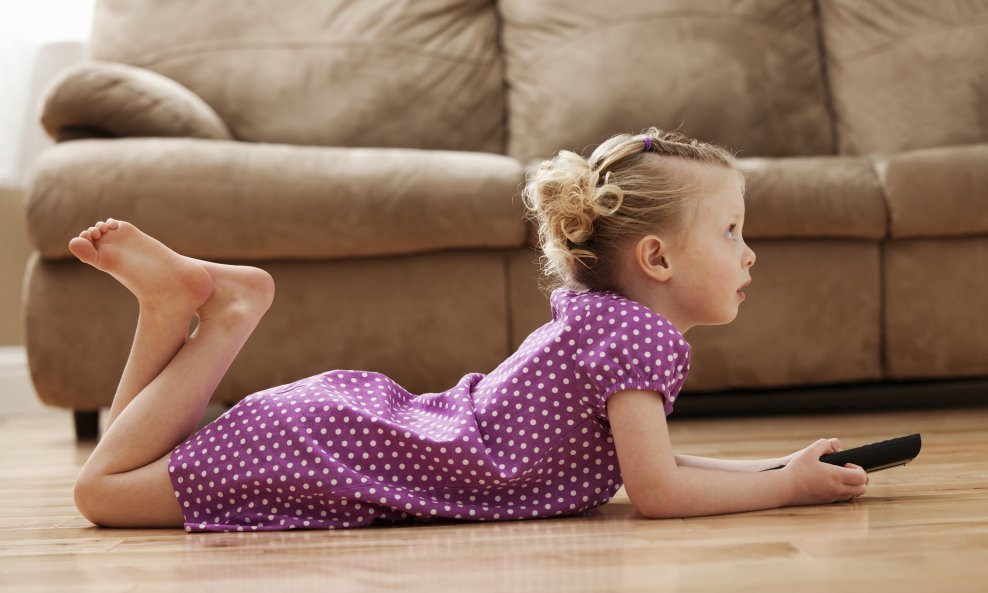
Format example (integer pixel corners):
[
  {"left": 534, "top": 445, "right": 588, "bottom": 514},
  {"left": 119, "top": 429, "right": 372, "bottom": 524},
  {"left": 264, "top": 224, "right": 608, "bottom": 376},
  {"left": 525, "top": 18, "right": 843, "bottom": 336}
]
[{"left": 571, "top": 292, "right": 691, "bottom": 417}]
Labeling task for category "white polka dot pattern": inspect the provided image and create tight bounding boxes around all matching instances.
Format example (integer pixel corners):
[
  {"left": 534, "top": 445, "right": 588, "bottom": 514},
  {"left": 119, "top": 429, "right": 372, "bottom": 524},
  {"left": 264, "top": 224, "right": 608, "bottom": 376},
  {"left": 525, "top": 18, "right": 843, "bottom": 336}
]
[{"left": 168, "top": 289, "right": 691, "bottom": 532}]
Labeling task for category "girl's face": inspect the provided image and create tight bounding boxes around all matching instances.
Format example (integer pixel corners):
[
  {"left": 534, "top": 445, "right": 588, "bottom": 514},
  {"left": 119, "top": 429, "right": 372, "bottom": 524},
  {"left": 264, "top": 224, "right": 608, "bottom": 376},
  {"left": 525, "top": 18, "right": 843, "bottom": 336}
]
[{"left": 666, "top": 171, "right": 756, "bottom": 329}]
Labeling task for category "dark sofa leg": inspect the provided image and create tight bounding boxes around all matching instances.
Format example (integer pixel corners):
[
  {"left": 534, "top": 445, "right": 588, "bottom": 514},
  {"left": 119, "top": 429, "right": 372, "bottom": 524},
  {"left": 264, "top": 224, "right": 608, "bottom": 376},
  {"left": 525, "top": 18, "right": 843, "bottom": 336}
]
[{"left": 73, "top": 410, "right": 100, "bottom": 441}]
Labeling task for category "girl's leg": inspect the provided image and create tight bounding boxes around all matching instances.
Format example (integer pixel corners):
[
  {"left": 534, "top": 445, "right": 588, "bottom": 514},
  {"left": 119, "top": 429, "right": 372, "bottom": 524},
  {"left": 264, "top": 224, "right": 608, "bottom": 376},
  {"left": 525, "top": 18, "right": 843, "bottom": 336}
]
[
  {"left": 69, "top": 220, "right": 274, "bottom": 527},
  {"left": 71, "top": 220, "right": 213, "bottom": 432}
]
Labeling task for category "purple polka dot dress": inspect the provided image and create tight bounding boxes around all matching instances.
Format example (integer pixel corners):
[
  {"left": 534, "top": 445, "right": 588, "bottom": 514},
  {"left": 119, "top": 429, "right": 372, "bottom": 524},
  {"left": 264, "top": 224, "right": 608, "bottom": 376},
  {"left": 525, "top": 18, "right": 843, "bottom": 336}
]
[{"left": 168, "top": 289, "right": 691, "bottom": 532}]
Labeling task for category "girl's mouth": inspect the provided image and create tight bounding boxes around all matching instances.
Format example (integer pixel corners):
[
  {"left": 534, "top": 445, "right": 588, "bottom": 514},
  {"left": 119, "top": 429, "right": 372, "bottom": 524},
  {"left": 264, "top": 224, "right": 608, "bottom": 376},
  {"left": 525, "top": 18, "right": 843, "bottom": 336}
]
[{"left": 737, "top": 279, "right": 752, "bottom": 301}]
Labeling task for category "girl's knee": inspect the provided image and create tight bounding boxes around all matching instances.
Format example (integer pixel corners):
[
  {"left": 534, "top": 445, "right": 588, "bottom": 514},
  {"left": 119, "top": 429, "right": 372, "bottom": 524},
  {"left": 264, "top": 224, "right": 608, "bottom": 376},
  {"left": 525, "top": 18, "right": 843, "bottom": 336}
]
[
  {"left": 74, "top": 470, "right": 136, "bottom": 528},
  {"left": 73, "top": 457, "right": 185, "bottom": 528},
  {"left": 73, "top": 470, "right": 111, "bottom": 527}
]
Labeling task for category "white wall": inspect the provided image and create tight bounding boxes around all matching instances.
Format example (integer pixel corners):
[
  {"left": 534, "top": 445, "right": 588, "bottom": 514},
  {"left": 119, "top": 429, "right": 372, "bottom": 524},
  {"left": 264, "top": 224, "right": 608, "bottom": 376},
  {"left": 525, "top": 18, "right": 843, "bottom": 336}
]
[
  {"left": 0, "top": 0, "right": 95, "bottom": 185},
  {"left": 0, "top": 346, "right": 43, "bottom": 413}
]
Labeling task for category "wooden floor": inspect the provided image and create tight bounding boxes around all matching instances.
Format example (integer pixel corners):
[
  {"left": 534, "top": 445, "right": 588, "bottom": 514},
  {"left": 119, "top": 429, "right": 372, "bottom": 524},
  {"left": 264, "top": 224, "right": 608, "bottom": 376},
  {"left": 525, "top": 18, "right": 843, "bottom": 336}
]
[{"left": 2, "top": 406, "right": 987, "bottom": 593}]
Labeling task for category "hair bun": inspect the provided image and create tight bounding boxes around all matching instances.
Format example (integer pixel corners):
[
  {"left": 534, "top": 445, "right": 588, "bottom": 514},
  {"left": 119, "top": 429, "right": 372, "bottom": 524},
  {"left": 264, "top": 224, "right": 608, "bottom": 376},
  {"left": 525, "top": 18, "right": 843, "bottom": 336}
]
[{"left": 522, "top": 150, "right": 625, "bottom": 284}]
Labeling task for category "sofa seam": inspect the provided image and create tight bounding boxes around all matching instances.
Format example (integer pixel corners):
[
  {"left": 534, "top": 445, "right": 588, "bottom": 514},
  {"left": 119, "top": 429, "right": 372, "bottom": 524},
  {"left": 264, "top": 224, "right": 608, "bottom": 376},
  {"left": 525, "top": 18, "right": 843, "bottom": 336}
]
[
  {"left": 119, "top": 40, "right": 499, "bottom": 71},
  {"left": 867, "top": 155, "right": 893, "bottom": 381},
  {"left": 811, "top": 0, "right": 840, "bottom": 156},
  {"left": 492, "top": 0, "right": 510, "bottom": 157},
  {"left": 503, "top": 253, "right": 514, "bottom": 360},
  {"left": 835, "top": 17, "right": 988, "bottom": 62}
]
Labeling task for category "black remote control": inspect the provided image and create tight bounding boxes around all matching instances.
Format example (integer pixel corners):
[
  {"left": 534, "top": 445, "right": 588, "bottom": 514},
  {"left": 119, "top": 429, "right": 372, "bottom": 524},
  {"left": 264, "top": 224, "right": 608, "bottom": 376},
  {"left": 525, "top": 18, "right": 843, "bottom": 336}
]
[{"left": 764, "top": 434, "right": 922, "bottom": 473}]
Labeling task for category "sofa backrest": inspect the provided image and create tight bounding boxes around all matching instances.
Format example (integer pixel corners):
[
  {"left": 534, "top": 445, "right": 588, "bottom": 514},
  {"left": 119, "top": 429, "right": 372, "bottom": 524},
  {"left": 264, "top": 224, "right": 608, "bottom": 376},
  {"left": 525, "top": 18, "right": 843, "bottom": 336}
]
[
  {"left": 819, "top": 0, "right": 988, "bottom": 156},
  {"left": 88, "top": 0, "right": 988, "bottom": 161},
  {"left": 499, "top": 0, "right": 835, "bottom": 162},
  {"left": 89, "top": 0, "right": 505, "bottom": 153}
]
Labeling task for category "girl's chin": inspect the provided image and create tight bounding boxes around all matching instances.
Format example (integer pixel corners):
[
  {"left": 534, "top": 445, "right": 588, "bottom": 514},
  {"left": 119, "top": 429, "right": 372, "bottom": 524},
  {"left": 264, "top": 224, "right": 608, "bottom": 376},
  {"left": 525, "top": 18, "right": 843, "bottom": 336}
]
[
  {"left": 720, "top": 305, "right": 741, "bottom": 325},
  {"left": 698, "top": 312, "right": 739, "bottom": 328}
]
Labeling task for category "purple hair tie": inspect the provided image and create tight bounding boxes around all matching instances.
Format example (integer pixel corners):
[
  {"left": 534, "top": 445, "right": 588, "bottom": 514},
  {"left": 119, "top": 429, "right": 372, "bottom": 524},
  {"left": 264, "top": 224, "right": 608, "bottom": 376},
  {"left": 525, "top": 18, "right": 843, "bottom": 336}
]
[{"left": 643, "top": 137, "right": 653, "bottom": 152}]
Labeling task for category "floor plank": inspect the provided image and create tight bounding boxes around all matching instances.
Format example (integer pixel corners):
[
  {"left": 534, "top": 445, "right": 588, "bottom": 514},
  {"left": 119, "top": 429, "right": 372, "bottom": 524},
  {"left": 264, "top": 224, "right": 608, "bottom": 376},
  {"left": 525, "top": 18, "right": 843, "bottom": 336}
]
[{"left": 1, "top": 407, "right": 987, "bottom": 592}]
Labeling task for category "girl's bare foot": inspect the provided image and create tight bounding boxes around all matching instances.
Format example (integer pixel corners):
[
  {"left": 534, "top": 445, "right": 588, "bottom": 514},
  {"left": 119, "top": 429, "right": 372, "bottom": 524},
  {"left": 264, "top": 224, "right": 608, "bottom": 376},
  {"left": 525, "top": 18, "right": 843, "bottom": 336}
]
[
  {"left": 68, "top": 218, "right": 274, "bottom": 333},
  {"left": 68, "top": 219, "right": 213, "bottom": 316},
  {"left": 195, "top": 260, "right": 275, "bottom": 332}
]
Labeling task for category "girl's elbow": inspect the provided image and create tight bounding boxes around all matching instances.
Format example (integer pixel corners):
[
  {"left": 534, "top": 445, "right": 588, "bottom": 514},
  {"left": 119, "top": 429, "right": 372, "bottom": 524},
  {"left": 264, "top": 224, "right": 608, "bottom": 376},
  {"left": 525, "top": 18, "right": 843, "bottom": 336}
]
[
  {"left": 629, "top": 488, "right": 687, "bottom": 520},
  {"left": 636, "top": 501, "right": 684, "bottom": 520}
]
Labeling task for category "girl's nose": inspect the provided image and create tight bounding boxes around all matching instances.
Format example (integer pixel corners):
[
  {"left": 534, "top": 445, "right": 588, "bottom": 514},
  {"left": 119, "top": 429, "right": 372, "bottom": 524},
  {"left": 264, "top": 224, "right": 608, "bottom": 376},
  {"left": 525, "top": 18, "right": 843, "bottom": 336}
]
[{"left": 743, "top": 243, "right": 756, "bottom": 268}]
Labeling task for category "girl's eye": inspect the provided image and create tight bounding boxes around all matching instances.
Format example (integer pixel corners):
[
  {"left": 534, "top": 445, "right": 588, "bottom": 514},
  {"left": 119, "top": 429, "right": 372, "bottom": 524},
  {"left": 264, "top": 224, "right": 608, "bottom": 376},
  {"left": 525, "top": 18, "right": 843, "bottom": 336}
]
[{"left": 727, "top": 224, "right": 737, "bottom": 239}]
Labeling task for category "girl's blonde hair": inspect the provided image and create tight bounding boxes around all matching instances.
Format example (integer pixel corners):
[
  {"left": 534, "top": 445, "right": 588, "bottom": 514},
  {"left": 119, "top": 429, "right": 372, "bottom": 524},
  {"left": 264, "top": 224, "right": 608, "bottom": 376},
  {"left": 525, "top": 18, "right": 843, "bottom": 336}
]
[{"left": 522, "top": 127, "right": 739, "bottom": 291}]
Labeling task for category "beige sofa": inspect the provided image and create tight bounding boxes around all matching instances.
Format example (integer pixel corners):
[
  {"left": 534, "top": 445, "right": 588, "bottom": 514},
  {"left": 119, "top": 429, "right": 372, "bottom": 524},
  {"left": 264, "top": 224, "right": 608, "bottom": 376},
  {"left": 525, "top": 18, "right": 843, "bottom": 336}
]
[{"left": 24, "top": 0, "right": 988, "bottom": 438}]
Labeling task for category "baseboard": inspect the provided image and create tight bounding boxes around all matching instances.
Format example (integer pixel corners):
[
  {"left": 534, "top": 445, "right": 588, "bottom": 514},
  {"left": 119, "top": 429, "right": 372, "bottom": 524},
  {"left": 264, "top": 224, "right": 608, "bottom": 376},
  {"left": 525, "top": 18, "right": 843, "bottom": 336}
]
[
  {"left": 674, "top": 377, "right": 988, "bottom": 418},
  {"left": 0, "top": 346, "right": 45, "bottom": 414}
]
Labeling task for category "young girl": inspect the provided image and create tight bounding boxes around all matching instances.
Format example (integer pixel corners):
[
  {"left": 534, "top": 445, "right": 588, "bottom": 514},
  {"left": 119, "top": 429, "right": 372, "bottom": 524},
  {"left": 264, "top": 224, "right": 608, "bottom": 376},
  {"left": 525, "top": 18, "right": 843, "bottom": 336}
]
[{"left": 70, "top": 128, "right": 868, "bottom": 532}]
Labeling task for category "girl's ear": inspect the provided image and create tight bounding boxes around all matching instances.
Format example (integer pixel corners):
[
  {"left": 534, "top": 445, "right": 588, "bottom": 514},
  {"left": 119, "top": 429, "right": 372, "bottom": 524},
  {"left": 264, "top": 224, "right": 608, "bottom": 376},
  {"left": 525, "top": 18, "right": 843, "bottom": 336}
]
[{"left": 635, "top": 235, "right": 673, "bottom": 282}]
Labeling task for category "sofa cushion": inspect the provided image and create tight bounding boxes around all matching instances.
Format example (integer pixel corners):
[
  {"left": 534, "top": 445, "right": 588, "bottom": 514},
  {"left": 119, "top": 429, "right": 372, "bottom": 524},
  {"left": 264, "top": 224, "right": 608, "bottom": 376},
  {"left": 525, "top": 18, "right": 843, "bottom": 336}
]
[
  {"left": 884, "top": 238, "right": 988, "bottom": 379},
  {"left": 821, "top": 0, "right": 988, "bottom": 155},
  {"left": 877, "top": 144, "right": 988, "bottom": 239},
  {"left": 90, "top": 0, "right": 504, "bottom": 153},
  {"left": 26, "top": 139, "right": 527, "bottom": 261},
  {"left": 738, "top": 155, "right": 887, "bottom": 240},
  {"left": 500, "top": 0, "right": 833, "bottom": 162}
]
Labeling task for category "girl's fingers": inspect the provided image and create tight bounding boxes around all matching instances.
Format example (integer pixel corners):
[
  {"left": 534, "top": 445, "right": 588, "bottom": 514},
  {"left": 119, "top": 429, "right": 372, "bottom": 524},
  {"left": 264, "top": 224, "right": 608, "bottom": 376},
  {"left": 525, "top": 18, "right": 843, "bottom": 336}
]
[
  {"left": 808, "top": 438, "right": 836, "bottom": 456},
  {"left": 842, "top": 464, "right": 869, "bottom": 486}
]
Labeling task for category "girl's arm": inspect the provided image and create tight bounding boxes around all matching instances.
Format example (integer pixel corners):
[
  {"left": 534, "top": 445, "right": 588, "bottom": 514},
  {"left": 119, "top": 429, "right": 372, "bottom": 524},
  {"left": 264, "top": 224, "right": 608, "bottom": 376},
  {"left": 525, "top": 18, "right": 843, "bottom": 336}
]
[
  {"left": 674, "top": 437, "right": 845, "bottom": 473},
  {"left": 673, "top": 454, "right": 783, "bottom": 473},
  {"left": 606, "top": 389, "right": 869, "bottom": 519}
]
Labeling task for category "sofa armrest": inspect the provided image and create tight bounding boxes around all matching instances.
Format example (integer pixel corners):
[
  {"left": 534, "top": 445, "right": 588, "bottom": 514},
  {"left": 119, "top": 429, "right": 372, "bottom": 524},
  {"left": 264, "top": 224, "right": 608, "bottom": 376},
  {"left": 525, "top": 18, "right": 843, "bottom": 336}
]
[
  {"left": 40, "top": 61, "right": 233, "bottom": 142},
  {"left": 26, "top": 138, "right": 528, "bottom": 261}
]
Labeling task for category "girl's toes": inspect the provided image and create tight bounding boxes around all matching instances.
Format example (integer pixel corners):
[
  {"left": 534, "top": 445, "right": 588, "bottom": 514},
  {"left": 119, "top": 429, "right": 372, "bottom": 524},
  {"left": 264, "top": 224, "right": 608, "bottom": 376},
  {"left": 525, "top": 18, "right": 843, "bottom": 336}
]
[
  {"left": 69, "top": 236, "right": 98, "bottom": 264},
  {"left": 106, "top": 218, "right": 119, "bottom": 229},
  {"left": 97, "top": 221, "right": 109, "bottom": 233},
  {"left": 88, "top": 226, "right": 102, "bottom": 240}
]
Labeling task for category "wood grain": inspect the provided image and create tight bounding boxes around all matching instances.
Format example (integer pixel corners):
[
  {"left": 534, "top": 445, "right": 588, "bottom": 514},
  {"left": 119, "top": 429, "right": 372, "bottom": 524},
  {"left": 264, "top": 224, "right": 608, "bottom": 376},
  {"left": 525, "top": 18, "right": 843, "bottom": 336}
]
[{"left": 2, "top": 407, "right": 986, "bottom": 592}]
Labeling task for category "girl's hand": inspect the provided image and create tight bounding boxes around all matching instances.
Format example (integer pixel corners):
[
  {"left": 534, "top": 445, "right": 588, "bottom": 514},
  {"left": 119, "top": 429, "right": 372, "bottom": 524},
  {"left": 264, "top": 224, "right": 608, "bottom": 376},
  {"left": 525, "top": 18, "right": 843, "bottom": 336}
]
[
  {"left": 779, "top": 437, "right": 843, "bottom": 467},
  {"left": 782, "top": 438, "right": 869, "bottom": 506}
]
